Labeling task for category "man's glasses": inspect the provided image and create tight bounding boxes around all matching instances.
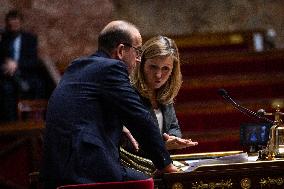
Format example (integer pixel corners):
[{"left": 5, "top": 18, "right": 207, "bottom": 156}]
[{"left": 122, "top": 43, "right": 142, "bottom": 58}]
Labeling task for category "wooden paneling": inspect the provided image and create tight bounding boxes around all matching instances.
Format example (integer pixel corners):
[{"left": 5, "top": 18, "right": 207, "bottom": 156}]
[{"left": 172, "top": 32, "right": 284, "bottom": 153}]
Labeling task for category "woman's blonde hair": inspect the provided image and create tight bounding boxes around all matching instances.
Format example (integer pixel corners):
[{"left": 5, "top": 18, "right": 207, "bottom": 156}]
[{"left": 131, "top": 36, "right": 182, "bottom": 104}]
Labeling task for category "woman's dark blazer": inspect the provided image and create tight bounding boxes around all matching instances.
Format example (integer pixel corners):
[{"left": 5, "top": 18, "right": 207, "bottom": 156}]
[{"left": 139, "top": 96, "right": 182, "bottom": 138}]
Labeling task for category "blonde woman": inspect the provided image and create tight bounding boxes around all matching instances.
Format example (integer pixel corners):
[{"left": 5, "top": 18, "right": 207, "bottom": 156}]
[{"left": 123, "top": 36, "right": 197, "bottom": 153}]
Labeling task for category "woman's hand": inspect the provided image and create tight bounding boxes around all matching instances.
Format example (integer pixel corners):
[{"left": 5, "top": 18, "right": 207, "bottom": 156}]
[{"left": 163, "top": 133, "right": 198, "bottom": 150}]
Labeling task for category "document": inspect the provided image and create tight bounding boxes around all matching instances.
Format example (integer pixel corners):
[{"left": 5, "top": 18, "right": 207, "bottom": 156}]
[{"left": 173, "top": 152, "right": 249, "bottom": 172}]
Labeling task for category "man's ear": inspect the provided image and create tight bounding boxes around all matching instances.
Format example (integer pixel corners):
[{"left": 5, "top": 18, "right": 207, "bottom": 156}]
[{"left": 113, "top": 44, "right": 125, "bottom": 60}]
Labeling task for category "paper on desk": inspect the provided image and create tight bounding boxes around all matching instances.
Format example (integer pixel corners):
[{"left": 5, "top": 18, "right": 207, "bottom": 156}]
[{"left": 182, "top": 152, "right": 249, "bottom": 172}]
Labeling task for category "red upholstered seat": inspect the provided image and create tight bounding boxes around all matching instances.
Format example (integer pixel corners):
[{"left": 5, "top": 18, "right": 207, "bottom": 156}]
[{"left": 56, "top": 178, "right": 154, "bottom": 189}]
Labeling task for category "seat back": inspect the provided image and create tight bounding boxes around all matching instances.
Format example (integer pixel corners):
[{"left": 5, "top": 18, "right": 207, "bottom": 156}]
[
  {"left": 17, "top": 99, "right": 48, "bottom": 121},
  {"left": 57, "top": 178, "right": 154, "bottom": 189}
]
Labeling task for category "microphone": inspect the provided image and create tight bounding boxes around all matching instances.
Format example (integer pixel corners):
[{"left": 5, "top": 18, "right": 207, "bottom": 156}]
[{"left": 217, "top": 88, "right": 274, "bottom": 124}]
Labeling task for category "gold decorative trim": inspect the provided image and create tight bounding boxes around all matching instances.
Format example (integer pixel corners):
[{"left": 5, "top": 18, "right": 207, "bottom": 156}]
[
  {"left": 192, "top": 179, "right": 233, "bottom": 188},
  {"left": 171, "top": 151, "right": 243, "bottom": 160},
  {"left": 240, "top": 178, "right": 251, "bottom": 189},
  {"left": 119, "top": 147, "right": 155, "bottom": 176},
  {"left": 229, "top": 34, "right": 244, "bottom": 44},
  {"left": 172, "top": 182, "right": 183, "bottom": 189},
  {"left": 260, "top": 177, "right": 284, "bottom": 187}
]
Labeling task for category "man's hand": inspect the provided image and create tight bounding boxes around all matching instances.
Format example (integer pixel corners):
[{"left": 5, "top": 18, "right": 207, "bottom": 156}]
[
  {"left": 153, "top": 163, "right": 178, "bottom": 177},
  {"left": 163, "top": 133, "right": 198, "bottom": 150},
  {"left": 162, "top": 163, "right": 179, "bottom": 173},
  {"left": 122, "top": 126, "right": 139, "bottom": 152},
  {"left": 2, "top": 58, "right": 18, "bottom": 76}
]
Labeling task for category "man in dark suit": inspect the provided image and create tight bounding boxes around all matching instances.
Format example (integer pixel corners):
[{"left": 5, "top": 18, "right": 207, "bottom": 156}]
[
  {"left": 0, "top": 9, "right": 46, "bottom": 122},
  {"left": 41, "top": 20, "right": 177, "bottom": 189}
]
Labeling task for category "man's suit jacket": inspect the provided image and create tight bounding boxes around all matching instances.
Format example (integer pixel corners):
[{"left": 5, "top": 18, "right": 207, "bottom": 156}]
[
  {"left": 0, "top": 31, "right": 51, "bottom": 100},
  {"left": 41, "top": 51, "right": 172, "bottom": 188},
  {"left": 0, "top": 31, "right": 38, "bottom": 79},
  {"left": 0, "top": 30, "right": 48, "bottom": 95},
  {"left": 0, "top": 31, "right": 43, "bottom": 121}
]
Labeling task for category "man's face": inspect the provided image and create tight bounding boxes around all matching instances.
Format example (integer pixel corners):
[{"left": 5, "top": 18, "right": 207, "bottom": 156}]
[
  {"left": 6, "top": 18, "right": 22, "bottom": 32},
  {"left": 122, "top": 31, "right": 142, "bottom": 74}
]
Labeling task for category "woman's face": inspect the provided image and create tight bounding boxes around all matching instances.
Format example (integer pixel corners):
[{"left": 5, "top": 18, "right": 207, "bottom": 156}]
[{"left": 143, "top": 56, "right": 173, "bottom": 90}]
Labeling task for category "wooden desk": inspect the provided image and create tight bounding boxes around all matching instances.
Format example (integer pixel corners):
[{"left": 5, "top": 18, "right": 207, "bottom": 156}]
[
  {"left": 0, "top": 120, "right": 44, "bottom": 134},
  {"left": 159, "top": 152, "right": 284, "bottom": 189},
  {"left": 0, "top": 121, "right": 44, "bottom": 189}
]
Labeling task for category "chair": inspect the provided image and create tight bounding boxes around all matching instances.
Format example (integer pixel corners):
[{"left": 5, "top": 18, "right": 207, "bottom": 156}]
[
  {"left": 57, "top": 178, "right": 154, "bottom": 189},
  {"left": 29, "top": 171, "right": 42, "bottom": 189},
  {"left": 17, "top": 99, "right": 48, "bottom": 121}
]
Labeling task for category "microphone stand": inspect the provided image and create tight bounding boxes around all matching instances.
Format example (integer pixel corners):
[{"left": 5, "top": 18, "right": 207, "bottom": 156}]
[
  {"left": 217, "top": 88, "right": 274, "bottom": 124},
  {"left": 218, "top": 89, "right": 284, "bottom": 160}
]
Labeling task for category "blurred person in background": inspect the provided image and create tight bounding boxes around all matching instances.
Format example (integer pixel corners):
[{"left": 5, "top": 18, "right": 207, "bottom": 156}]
[{"left": 0, "top": 9, "right": 48, "bottom": 122}]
